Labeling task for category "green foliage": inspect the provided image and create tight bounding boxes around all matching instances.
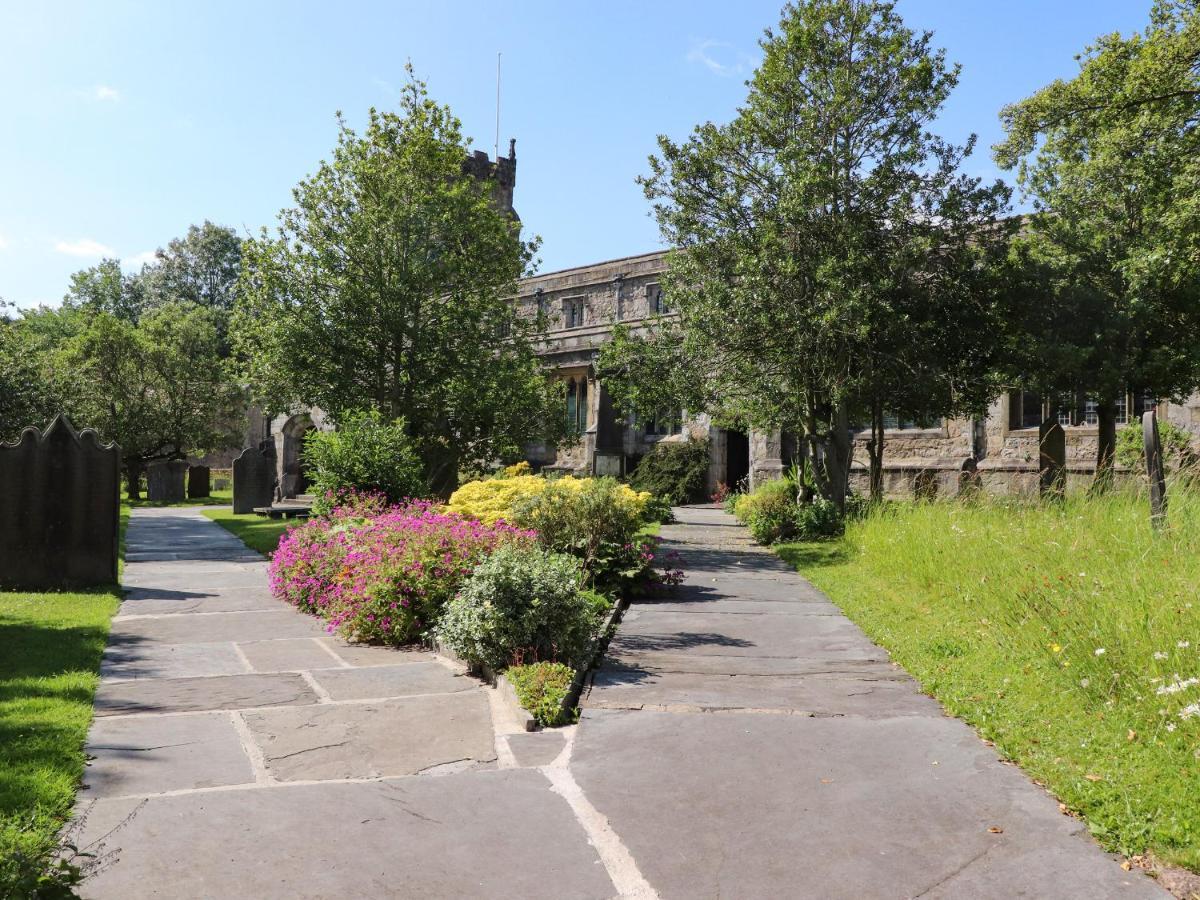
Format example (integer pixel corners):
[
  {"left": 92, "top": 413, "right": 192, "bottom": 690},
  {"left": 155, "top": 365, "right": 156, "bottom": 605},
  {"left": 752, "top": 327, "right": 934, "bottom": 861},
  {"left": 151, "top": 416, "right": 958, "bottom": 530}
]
[
  {"left": 510, "top": 476, "right": 655, "bottom": 594},
  {"left": 1115, "top": 418, "right": 1198, "bottom": 470},
  {"left": 0, "top": 307, "right": 58, "bottom": 442},
  {"left": 233, "top": 68, "right": 564, "bottom": 494},
  {"left": 994, "top": 1, "right": 1200, "bottom": 480},
  {"left": 304, "top": 411, "right": 427, "bottom": 513},
  {"left": 734, "top": 478, "right": 845, "bottom": 543},
  {"left": 734, "top": 479, "right": 800, "bottom": 544},
  {"left": 53, "top": 302, "right": 244, "bottom": 499},
  {"left": 608, "top": 0, "right": 1012, "bottom": 511},
  {"left": 629, "top": 439, "right": 710, "bottom": 506},
  {"left": 780, "top": 488, "right": 1200, "bottom": 871},
  {"left": 435, "top": 544, "right": 600, "bottom": 670},
  {"left": 506, "top": 662, "right": 577, "bottom": 728}
]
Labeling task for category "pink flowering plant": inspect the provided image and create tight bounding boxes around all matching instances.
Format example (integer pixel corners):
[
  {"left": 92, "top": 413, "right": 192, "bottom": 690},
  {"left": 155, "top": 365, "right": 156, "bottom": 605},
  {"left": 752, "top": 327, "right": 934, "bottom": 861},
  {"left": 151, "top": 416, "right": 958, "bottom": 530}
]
[{"left": 269, "top": 497, "right": 534, "bottom": 644}]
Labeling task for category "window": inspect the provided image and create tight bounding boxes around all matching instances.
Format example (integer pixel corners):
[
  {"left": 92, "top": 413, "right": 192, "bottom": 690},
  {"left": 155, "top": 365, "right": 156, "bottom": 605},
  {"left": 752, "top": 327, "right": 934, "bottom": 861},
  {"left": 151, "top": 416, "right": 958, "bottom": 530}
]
[
  {"left": 881, "top": 414, "right": 943, "bottom": 430},
  {"left": 642, "top": 410, "right": 683, "bottom": 437},
  {"left": 564, "top": 297, "right": 586, "bottom": 329},
  {"left": 566, "top": 377, "right": 588, "bottom": 435},
  {"left": 1020, "top": 389, "right": 1158, "bottom": 428},
  {"left": 646, "top": 283, "right": 668, "bottom": 315},
  {"left": 1009, "top": 391, "right": 1045, "bottom": 429}
]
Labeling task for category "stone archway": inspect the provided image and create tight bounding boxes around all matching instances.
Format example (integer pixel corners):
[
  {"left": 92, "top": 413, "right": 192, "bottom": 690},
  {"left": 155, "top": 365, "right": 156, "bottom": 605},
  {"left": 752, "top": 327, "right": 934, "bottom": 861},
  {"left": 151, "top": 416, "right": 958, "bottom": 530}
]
[{"left": 279, "top": 414, "right": 314, "bottom": 499}]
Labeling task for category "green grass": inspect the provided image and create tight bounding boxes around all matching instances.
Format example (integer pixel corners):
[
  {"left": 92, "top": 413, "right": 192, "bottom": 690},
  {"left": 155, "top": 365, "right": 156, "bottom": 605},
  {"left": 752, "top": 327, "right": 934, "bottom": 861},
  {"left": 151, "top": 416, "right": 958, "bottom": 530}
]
[
  {"left": 777, "top": 485, "right": 1200, "bottom": 871},
  {"left": 202, "top": 507, "right": 293, "bottom": 556},
  {"left": 124, "top": 487, "right": 233, "bottom": 509},
  {"left": 0, "top": 506, "right": 129, "bottom": 889}
]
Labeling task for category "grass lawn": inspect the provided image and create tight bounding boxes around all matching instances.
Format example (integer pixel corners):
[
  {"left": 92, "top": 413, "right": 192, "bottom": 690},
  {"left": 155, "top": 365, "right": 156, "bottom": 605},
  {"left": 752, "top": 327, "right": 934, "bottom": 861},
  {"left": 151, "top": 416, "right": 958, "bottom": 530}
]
[
  {"left": 777, "top": 486, "right": 1200, "bottom": 872},
  {"left": 202, "top": 507, "right": 294, "bottom": 556},
  {"left": 124, "top": 487, "right": 232, "bottom": 509},
  {"left": 0, "top": 506, "right": 129, "bottom": 889}
]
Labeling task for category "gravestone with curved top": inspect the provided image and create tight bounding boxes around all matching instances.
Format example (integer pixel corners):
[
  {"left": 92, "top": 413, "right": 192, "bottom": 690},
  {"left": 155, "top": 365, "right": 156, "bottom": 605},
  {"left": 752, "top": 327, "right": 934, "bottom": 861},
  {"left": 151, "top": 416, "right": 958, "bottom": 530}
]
[
  {"left": 233, "top": 443, "right": 276, "bottom": 514},
  {"left": 1039, "top": 419, "right": 1066, "bottom": 499},
  {"left": 0, "top": 414, "right": 120, "bottom": 589},
  {"left": 147, "top": 460, "right": 188, "bottom": 503},
  {"left": 1143, "top": 409, "right": 1167, "bottom": 529}
]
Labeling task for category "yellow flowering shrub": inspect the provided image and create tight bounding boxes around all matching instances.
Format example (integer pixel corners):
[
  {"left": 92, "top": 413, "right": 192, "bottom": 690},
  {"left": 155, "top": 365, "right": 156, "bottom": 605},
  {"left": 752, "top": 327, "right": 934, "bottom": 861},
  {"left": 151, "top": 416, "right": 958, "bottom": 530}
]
[
  {"left": 502, "top": 461, "right": 532, "bottom": 478},
  {"left": 447, "top": 474, "right": 650, "bottom": 525}
]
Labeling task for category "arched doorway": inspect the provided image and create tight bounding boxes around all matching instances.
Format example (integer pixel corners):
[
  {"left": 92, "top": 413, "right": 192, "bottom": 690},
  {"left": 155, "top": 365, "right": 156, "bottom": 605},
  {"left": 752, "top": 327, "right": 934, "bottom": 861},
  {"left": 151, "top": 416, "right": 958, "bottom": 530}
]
[
  {"left": 280, "top": 414, "right": 314, "bottom": 498},
  {"left": 726, "top": 429, "right": 750, "bottom": 491}
]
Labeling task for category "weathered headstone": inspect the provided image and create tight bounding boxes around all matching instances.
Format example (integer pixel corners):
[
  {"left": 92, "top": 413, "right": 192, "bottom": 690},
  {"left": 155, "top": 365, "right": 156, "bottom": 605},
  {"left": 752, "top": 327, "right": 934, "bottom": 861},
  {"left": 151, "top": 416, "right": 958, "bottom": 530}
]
[
  {"left": 233, "top": 444, "right": 275, "bottom": 514},
  {"left": 958, "top": 457, "right": 982, "bottom": 498},
  {"left": 187, "top": 465, "right": 211, "bottom": 499},
  {"left": 147, "top": 460, "right": 188, "bottom": 503},
  {"left": 0, "top": 414, "right": 120, "bottom": 589},
  {"left": 1039, "top": 419, "right": 1066, "bottom": 499},
  {"left": 1143, "top": 409, "right": 1168, "bottom": 529},
  {"left": 913, "top": 468, "right": 939, "bottom": 501}
]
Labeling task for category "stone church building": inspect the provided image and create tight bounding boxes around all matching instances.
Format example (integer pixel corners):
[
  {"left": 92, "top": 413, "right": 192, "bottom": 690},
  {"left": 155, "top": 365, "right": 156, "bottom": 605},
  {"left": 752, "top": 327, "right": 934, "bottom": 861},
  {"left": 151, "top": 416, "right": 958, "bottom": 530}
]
[{"left": 259, "top": 145, "right": 1200, "bottom": 501}]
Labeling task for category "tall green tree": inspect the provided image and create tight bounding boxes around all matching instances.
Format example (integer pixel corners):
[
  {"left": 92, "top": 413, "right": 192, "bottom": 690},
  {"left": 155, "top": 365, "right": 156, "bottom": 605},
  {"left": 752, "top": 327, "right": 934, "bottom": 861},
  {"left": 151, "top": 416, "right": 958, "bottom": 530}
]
[
  {"left": 994, "top": 0, "right": 1200, "bottom": 486},
  {"left": 0, "top": 302, "right": 59, "bottom": 441},
  {"left": 140, "top": 221, "right": 243, "bottom": 312},
  {"left": 602, "top": 0, "right": 1011, "bottom": 505},
  {"left": 61, "top": 258, "right": 145, "bottom": 322},
  {"left": 233, "top": 70, "right": 564, "bottom": 494},
  {"left": 55, "top": 302, "right": 244, "bottom": 499}
]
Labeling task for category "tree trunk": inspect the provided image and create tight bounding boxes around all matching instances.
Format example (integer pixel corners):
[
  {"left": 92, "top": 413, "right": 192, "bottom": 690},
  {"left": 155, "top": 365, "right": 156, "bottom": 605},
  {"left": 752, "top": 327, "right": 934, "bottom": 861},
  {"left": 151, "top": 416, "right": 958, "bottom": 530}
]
[
  {"left": 1092, "top": 398, "right": 1118, "bottom": 493},
  {"left": 867, "top": 397, "right": 885, "bottom": 502},
  {"left": 125, "top": 459, "right": 143, "bottom": 501},
  {"left": 824, "top": 400, "right": 852, "bottom": 514}
]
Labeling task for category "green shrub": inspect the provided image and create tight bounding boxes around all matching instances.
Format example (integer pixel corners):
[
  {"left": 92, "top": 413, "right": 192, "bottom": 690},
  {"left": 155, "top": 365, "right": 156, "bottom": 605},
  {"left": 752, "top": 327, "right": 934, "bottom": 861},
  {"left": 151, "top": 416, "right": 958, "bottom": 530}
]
[
  {"left": 794, "top": 496, "right": 845, "bottom": 539},
  {"left": 511, "top": 476, "right": 656, "bottom": 594},
  {"left": 435, "top": 544, "right": 602, "bottom": 670},
  {"left": 1115, "top": 418, "right": 1197, "bottom": 470},
  {"left": 629, "top": 439, "right": 710, "bottom": 505},
  {"left": 506, "top": 661, "right": 577, "bottom": 727},
  {"left": 733, "top": 479, "right": 845, "bottom": 543},
  {"left": 640, "top": 495, "right": 674, "bottom": 525},
  {"left": 733, "top": 478, "right": 798, "bottom": 543},
  {"left": 304, "top": 411, "right": 427, "bottom": 513}
]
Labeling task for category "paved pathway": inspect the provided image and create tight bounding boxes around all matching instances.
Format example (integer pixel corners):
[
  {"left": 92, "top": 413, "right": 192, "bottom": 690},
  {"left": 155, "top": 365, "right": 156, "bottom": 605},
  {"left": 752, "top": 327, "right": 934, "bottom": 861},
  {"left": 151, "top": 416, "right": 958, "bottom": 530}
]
[
  {"left": 574, "top": 506, "right": 1164, "bottom": 899},
  {"left": 76, "top": 505, "right": 1164, "bottom": 898}
]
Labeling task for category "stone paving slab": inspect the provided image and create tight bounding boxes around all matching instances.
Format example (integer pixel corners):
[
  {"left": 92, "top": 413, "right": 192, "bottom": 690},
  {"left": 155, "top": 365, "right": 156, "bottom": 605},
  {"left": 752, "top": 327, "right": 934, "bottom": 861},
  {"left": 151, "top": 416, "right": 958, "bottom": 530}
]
[
  {"left": 571, "top": 708, "right": 1161, "bottom": 899},
  {"left": 241, "top": 691, "right": 497, "bottom": 781},
  {"left": 612, "top": 606, "right": 885, "bottom": 660},
  {"left": 101, "top": 641, "right": 249, "bottom": 680},
  {"left": 237, "top": 637, "right": 344, "bottom": 672},
  {"left": 601, "top": 650, "right": 897, "bottom": 677},
  {"left": 119, "top": 585, "right": 278, "bottom": 616},
  {"left": 121, "top": 561, "right": 270, "bottom": 588},
  {"left": 94, "top": 673, "right": 317, "bottom": 716},
  {"left": 84, "top": 712, "right": 254, "bottom": 798},
  {"left": 505, "top": 731, "right": 567, "bottom": 768},
  {"left": 586, "top": 669, "right": 938, "bottom": 716},
  {"left": 108, "top": 609, "right": 326, "bottom": 644},
  {"left": 632, "top": 596, "right": 843, "bottom": 615},
  {"left": 309, "top": 662, "right": 475, "bottom": 701},
  {"left": 75, "top": 772, "right": 616, "bottom": 900},
  {"left": 319, "top": 639, "right": 434, "bottom": 667}
]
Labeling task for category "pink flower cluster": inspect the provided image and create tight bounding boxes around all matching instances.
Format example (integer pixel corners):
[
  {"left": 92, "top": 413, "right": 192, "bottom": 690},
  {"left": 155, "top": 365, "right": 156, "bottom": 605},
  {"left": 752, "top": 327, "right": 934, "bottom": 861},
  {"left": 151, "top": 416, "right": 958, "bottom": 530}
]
[{"left": 268, "top": 498, "right": 535, "bottom": 645}]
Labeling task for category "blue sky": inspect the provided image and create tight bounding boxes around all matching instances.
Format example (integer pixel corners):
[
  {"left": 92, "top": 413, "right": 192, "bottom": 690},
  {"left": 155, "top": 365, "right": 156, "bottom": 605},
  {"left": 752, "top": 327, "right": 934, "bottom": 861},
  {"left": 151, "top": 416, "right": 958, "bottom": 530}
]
[{"left": 0, "top": 0, "right": 1151, "bottom": 309}]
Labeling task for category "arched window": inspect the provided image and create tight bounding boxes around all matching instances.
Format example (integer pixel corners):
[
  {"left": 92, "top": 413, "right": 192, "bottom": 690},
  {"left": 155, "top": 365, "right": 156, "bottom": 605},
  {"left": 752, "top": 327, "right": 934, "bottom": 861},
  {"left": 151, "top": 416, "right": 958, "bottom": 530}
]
[
  {"left": 577, "top": 378, "right": 588, "bottom": 432},
  {"left": 566, "top": 378, "right": 578, "bottom": 435}
]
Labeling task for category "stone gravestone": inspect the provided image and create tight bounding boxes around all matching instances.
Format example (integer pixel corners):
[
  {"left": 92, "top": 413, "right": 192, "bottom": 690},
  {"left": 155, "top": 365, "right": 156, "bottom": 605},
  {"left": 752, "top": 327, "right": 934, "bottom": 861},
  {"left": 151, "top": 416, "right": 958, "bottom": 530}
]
[
  {"left": 147, "top": 460, "right": 188, "bottom": 503},
  {"left": 0, "top": 414, "right": 120, "bottom": 589},
  {"left": 233, "top": 444, "right": 276, "bottom": 514},
  {"left": 187, "top": 464, "right": 211, "bottom": 499},
  {"left": 1039, "top": 419, "right": 1066, "bottom": 499},
  {"left": 1143, "top": 409, "right": 1168, "bottom": 529},
  {"left": 958, "top": 457, "right": 982, "bottom": 498}
]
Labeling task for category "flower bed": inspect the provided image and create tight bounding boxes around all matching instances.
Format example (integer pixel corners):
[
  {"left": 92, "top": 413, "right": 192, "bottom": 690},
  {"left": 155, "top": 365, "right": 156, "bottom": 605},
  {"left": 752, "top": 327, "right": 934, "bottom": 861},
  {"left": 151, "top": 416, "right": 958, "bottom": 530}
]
[{"left": 268, "top": 499, "right": 533, "bottom": 644}]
